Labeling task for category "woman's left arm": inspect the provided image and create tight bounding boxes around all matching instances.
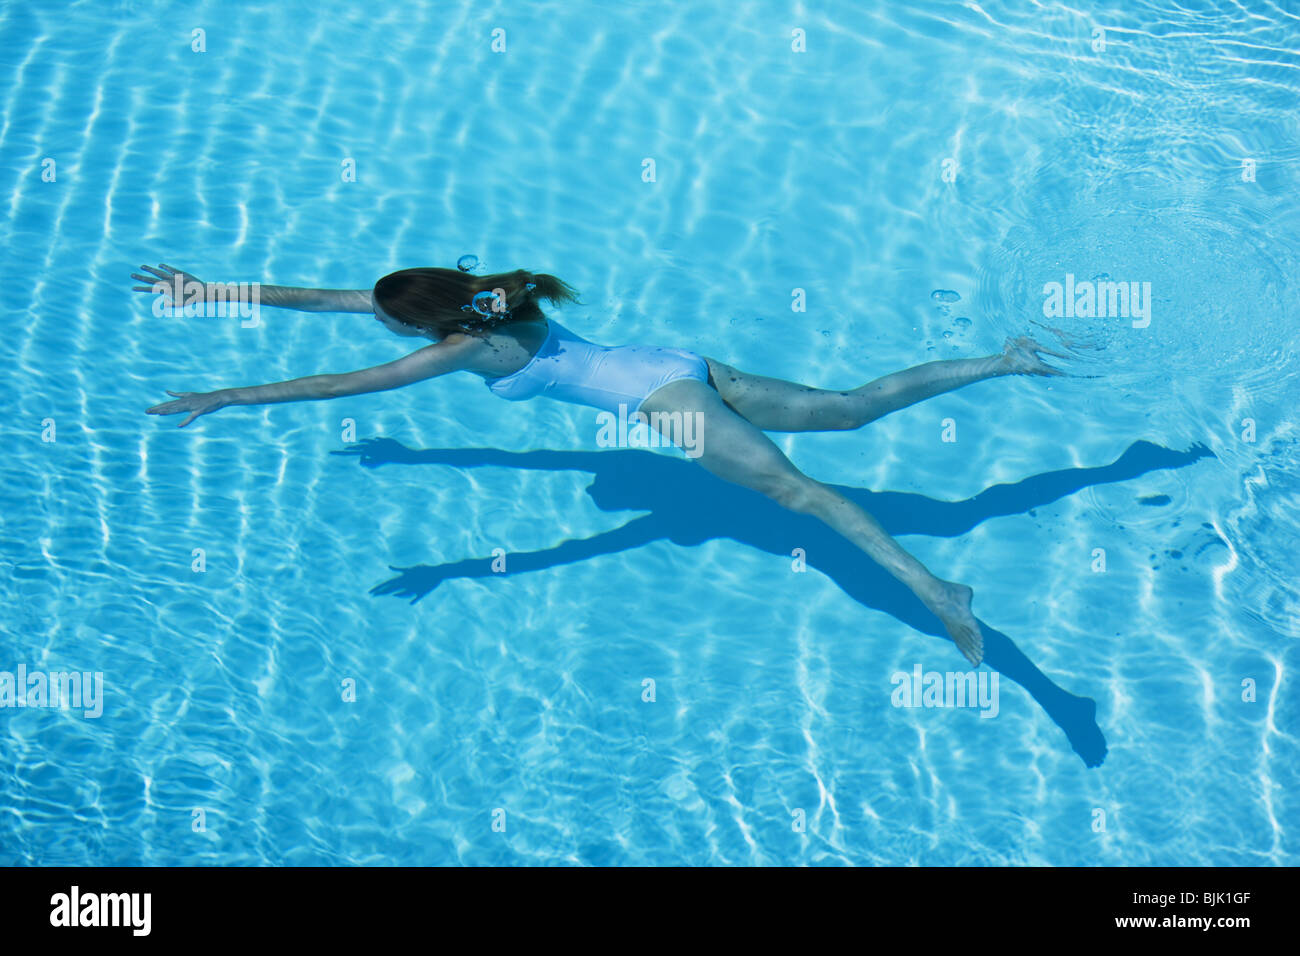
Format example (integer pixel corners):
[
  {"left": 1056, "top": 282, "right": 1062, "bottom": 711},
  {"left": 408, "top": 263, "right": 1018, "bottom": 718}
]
[
  {"left": 131, "top": 263, "right": 374, "bottom": 313},
  {"left": 147, "top": 339, "right": 476, "bottom": 427}
]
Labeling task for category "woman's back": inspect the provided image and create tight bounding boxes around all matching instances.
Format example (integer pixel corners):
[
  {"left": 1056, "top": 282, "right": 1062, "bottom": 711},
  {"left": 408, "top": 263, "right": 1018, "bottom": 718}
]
[{"left": 483, "top": 319, "right": 710, "bottom": 415}]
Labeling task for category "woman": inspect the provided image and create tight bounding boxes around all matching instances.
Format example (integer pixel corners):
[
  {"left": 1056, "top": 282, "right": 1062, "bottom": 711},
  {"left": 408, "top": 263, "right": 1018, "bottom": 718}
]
[{"left": 133, "top": 262, "right": 1069, "bottom": 666}]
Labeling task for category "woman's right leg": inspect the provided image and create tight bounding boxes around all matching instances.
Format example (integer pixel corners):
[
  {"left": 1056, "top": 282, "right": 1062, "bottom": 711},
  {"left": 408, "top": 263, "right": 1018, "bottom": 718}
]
[
  {"left": 705, "top": 336, "right": 1065, "bottom": 433},
  {"left": 640, "top": 378, "right": 984, "bottom": 664}
]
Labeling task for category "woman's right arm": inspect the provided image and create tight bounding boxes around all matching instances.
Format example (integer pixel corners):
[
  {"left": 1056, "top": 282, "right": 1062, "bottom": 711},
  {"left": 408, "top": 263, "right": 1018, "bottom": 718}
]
[
  {"left": 146, "top": 336, "right": 480, "bottom": 427},
  {"left": 131, "top": 263, "right": 374, "bottom": 313}
]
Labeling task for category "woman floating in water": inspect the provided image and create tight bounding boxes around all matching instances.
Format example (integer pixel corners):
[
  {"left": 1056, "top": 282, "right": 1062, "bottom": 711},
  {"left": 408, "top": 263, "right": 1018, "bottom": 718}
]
[{"left": 133, "top": 261, "right": 1067, "bottom": 666}]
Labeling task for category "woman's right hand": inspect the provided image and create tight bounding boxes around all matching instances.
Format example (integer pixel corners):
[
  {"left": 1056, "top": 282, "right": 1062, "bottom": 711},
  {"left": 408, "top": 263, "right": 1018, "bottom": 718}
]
[
  {"left": 130, "top": 263, "right": 205, "bottom": 306},
  {"left": 147, "top": 389, "right": 232, "bottom": 428}
]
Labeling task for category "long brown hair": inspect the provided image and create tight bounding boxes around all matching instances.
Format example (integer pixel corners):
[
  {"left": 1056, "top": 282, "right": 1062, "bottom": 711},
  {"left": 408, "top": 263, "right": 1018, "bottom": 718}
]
[{"left": 372, "top": 267, "right": 580, "bottom": 337}]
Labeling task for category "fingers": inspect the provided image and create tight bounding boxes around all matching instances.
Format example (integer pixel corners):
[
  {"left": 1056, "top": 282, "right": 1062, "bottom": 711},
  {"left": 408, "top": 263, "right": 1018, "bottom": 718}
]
[
  {"left": 1009, "top": 334, "right": 1070, "bottom": 360},
  {"left": 1029, "top": 318, "right": 1101, "bottom": 351},
  {"left": 148, "top": 403, "right": 201, "bottom": 425},
  {"left": 132, "top": 264, "right": 183, "bottom": 294},
  {"left": 1032, "top": 341, "right": 1071, "bottom": 361},
  {"left": 147, "top": 390, "right": 213, "bottom": 427},
  {"left": 131, "top": 265, "right": 180, "bottom": 298},
  {"left": 131, "top": 271, "right": 172, "bottom": 295},
  {"left": 146, "top": 392, "right": 192, "bottom": 414}
]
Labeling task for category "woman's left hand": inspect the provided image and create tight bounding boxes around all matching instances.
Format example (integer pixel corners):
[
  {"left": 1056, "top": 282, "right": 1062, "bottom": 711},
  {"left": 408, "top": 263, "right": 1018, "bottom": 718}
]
[
  {"left": 147, "top": 389, "right": 230, "bottom": 427},
  {"left": 131, "top": 263, "right": 206, "bottom": 305}
]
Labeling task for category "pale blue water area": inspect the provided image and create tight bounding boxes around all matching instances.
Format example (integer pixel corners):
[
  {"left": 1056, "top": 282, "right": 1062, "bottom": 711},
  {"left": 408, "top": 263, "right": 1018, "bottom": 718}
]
[{"left": 1, "top": 0, "right": 1297, "bottom": 865}]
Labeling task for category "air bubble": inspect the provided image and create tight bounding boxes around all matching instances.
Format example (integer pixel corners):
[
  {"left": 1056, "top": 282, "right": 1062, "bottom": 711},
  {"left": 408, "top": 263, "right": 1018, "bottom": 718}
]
[{"left": 931, "top": 289, "right": 961, "bottom": 302}]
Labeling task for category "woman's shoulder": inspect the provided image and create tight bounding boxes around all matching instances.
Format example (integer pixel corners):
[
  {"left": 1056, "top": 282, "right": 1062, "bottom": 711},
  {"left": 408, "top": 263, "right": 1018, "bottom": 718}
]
[
  {"left": 497, "top": 316, "right": 552, "bottom": 347},
  {"left": 442, "top": 316, "right": 546, "bottom": 345},
  {"left": 449, "top": 318, "right": 551, "bottom": 377}
]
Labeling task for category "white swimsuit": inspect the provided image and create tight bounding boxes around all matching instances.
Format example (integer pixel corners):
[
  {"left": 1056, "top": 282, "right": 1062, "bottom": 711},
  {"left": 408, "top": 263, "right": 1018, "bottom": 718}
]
[{"left": 485, "top": 320, "right": 710, "bottom": 414}]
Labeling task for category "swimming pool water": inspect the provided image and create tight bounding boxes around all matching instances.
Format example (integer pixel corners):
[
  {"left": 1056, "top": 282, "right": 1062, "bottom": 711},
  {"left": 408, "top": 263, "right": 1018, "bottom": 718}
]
[{"left": 1, "top": 0, "right": 1297, "bottom": 865}]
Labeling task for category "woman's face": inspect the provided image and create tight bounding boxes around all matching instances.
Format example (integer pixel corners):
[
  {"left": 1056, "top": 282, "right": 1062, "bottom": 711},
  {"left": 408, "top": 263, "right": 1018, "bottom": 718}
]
[{"left": 371, "top": 295, "right": 431, "bottom": 338}]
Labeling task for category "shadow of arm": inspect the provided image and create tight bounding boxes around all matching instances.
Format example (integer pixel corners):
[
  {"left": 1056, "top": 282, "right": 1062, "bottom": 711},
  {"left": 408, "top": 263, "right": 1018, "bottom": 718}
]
[{"left": 371, "top": 515, "right": 663, "bottom": 603}]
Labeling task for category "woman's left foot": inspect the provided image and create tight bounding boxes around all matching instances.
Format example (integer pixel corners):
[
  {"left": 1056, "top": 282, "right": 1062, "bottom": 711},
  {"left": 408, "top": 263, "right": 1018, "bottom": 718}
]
[{"left": 928, "top": 581, "right": 984, "bottom": 666}]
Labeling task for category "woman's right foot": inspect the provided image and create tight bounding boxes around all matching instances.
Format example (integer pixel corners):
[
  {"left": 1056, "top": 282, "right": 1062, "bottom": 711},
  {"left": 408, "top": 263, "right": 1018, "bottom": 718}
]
[{"left": 928, "top": 581, "right": 984, "bottom": 666}]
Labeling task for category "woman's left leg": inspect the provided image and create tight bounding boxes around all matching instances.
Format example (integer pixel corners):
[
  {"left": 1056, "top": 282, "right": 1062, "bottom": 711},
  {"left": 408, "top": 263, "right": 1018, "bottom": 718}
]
[
  {"left": 705, "top": 336, "right": 1066, "bottom": 433},
  {"left": 638, "top": 378, "right": 985, "bottom": 664}
]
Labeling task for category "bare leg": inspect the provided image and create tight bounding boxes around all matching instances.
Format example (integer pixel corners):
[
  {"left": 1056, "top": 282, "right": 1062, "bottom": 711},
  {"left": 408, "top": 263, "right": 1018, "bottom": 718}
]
[
  {"left": 705, "top": 336, "right": 1066, "bottom": 432},
  {"left": 640, "top": 378, "right": 984, "bottom": 664}
]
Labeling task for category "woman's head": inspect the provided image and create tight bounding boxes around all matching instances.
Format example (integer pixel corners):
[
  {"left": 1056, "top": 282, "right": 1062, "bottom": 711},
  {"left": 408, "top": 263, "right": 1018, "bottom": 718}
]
[{"left": 371, "top": 267, "right": 579, "bottom": 338}]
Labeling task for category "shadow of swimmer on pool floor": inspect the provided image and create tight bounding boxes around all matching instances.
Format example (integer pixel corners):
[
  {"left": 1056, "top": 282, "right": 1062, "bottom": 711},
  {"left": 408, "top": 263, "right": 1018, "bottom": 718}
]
[{"left": 336, "top": 437, "right": 1217, "bottom": 769}]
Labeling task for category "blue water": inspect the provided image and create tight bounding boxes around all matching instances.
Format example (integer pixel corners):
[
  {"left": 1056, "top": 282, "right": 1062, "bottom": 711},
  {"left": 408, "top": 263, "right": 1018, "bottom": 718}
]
[{"left": 1, "top": 0, "right": 1297, "bottom": 865}]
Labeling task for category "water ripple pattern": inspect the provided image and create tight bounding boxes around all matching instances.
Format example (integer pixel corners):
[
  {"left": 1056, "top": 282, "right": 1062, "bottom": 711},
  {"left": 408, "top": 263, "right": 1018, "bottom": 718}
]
[{"left": 0, "top": 0, "right": 1296, "bottom": 865}]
